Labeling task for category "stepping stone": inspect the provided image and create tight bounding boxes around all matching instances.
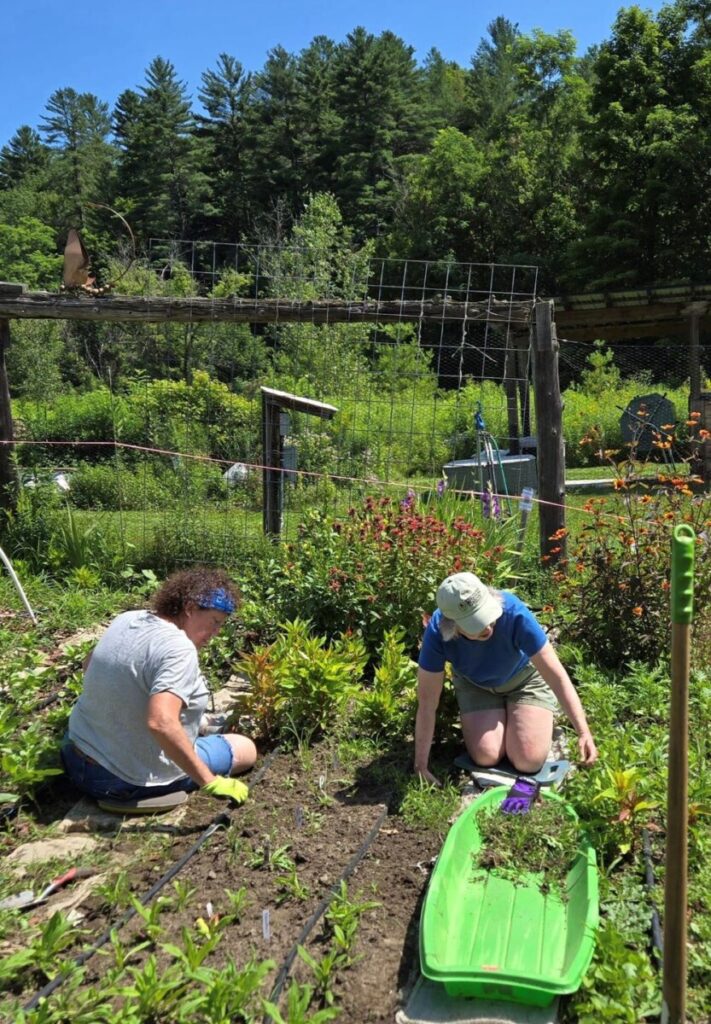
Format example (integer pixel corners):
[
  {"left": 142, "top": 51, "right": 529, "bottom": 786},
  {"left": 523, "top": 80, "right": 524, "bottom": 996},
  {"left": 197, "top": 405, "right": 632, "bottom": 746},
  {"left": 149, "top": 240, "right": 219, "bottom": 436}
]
[
  {"left": 97, "top": 790, "right": 189, "bottom": 816},
  {"left": 7, "top": 835, "right": 100, "bottom": 872},
  {"left": 397, "top": 975, "right": 559, "bottom": 1024}
]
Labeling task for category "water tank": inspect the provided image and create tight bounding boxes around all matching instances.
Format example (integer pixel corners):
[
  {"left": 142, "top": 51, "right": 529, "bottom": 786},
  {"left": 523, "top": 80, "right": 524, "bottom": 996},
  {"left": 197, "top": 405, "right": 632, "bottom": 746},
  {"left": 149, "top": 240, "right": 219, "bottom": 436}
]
[{"left": 443, "top": 454, "right": 537, "bottom": 496}]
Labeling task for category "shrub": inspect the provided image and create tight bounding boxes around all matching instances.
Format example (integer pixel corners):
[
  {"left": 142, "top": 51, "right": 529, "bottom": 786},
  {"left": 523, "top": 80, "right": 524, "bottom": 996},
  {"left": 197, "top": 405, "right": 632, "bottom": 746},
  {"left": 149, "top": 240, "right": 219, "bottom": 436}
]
[
  {"left": 258, "top": 492, "right": 520, "bottom": 659},
  {"left": 238, "top": 618, "right": 367, "bottom": 742},
  {"left": 0, "top": 483, "right": 65, "bottom": 571},
  {"left": 549, "top": 473, "right": 710, "bottom": 668},
  {"left": 16, "top": 387, "right": 145, "bottom": 466},
  {"left": 69, "top": 461, "right": 169, "bottom": 511}
]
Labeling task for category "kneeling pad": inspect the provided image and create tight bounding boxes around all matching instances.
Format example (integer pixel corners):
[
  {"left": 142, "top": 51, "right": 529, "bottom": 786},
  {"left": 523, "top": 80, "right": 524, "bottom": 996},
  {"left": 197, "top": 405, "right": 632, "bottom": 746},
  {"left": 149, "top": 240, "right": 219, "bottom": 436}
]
[
  {"left": 454, "top": 752, "right": 571, "bottom": 787},
  {"left": 97, "top": 790, "right": 189, "bottom": 815}
]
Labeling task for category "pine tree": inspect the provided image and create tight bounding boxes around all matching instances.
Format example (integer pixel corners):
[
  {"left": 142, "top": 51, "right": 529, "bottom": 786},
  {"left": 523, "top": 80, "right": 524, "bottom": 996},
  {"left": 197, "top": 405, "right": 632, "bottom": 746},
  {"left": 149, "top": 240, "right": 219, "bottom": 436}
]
[
  {"left": 0, "top": 126, "right": 49, "bottom": 190},
  {"left": 114, "top": 57, "right": 210, "bottom": 242},
  {"left": 39, "top": 88, "right": 114, "bottom": 225},
  {"left": 243, "top": 45, "right": 307, "bottom": 224},
  {"left": 197, "top": 53, "right": 253, "bottom": 240},
  {"left": 331, "top": 28, "right": 431, "bottom": 236}
]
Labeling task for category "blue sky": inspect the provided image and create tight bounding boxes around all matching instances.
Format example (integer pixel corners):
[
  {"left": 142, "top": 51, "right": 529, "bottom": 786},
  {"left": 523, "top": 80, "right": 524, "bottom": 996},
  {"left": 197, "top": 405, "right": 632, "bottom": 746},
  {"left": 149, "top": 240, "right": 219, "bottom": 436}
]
[{"left": 2, "top": 0, "right": 666, "bottom": 149}]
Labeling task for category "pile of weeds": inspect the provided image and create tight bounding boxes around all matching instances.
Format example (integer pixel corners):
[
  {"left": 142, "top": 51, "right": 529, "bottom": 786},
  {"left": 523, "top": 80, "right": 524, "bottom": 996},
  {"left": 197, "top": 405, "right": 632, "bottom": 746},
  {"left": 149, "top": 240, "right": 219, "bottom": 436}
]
[{"left": 473, "top": 798, "right": 581, "bottom": 897}]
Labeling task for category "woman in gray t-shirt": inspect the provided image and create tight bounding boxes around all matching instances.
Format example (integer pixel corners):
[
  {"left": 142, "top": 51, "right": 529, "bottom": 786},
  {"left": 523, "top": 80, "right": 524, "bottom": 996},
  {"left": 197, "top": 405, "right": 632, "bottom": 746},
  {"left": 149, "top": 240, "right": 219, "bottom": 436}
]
[{"left": 62, "top": 568, "right": 256, "bottom": 805}]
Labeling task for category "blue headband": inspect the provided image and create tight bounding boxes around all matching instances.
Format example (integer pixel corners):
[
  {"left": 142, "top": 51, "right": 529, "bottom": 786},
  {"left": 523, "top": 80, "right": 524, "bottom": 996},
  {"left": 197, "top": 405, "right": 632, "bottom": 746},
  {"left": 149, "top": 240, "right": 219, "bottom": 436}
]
[{"left": 197, "top": 588, "right": 236, "bottom": 615}]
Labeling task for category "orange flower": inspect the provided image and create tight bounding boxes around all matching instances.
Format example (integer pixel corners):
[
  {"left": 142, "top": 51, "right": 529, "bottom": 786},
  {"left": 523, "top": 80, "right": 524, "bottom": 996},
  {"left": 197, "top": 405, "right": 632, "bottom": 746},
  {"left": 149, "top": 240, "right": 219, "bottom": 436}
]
[{"left": 632, "top": 606, "right": 644, "bottom": 616}]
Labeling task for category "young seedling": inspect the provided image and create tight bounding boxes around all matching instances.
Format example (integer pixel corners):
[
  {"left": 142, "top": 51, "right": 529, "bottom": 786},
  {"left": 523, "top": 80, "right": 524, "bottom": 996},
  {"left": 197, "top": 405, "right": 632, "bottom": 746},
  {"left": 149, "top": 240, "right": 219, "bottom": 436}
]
[
  {"left": 276, "top": 866, "right": 311, "bottom": 904},
  {"left": 248, "top": 837, "right": 294, "bottom": 872},
  {"left": 171, "top": 878, "right": 197, "bottom": 911},
  {"left": 263, "top": 978, "right": 341, "bottom": 1024},
  {"left": 129, "top": 894, "right": 172, "bottom": 943}
]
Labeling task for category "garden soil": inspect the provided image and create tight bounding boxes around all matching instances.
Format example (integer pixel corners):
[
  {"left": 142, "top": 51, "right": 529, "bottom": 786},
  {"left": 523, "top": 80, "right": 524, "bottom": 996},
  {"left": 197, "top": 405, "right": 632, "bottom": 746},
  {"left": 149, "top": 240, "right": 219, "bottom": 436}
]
[{"left": 7, "top": 743, "right": 447, "bottom": 1022}]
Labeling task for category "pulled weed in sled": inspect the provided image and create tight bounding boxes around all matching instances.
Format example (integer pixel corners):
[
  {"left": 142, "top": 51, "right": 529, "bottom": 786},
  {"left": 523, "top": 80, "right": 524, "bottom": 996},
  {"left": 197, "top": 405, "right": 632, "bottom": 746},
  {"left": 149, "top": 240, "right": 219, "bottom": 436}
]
[{"left": 473, "top": 799, "right": 581, "bottom": 897}]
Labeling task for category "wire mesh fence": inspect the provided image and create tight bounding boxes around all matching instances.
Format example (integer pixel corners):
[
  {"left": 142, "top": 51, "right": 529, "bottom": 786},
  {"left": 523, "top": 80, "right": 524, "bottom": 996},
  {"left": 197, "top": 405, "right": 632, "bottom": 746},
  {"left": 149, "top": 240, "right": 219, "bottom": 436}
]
[{"left": 10, "top": 244, "right": 708, "bottom": 572}]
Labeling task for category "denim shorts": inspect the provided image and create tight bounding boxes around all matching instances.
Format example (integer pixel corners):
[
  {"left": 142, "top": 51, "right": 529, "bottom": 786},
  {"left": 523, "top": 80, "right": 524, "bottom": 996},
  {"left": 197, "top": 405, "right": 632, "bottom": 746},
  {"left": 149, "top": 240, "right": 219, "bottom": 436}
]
[
  {"left": 60, "top": 734, "right": 234, "bottom": 801},
  {"left": 452, "top": 663, "right": 558, "bottom": 715}
]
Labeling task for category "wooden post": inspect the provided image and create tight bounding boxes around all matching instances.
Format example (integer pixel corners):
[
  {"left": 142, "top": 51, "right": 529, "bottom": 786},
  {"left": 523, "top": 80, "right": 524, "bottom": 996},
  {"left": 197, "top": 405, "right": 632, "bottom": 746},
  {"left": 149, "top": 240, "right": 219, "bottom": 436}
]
[
  {"left": 260, "top": 387, "right": 338, "bottom": 537},
  {"left": 533, "top": 300, "right": 566, "bottom": 563},
  {"left": 503, "top": 329, "right": 520, "bottom": 455},
  {"left": 685, "top": 302, "right": 705, "bottom": 402},
  {"left": 262, "top": 394, "right": 282, "bottom": 536},
  {"left": 0, "top": 319, "right": 17, "bottom": 513},
  {"left": 516, "top": 330, "right": 532, "bottom": 439}
]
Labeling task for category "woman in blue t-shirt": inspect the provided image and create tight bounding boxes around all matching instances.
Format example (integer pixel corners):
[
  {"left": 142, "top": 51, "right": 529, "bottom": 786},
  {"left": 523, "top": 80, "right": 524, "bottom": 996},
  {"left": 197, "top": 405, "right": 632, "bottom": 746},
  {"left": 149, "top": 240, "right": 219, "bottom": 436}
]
[{"left": 414, "top": 571, "right": 597, "bottom": 785}]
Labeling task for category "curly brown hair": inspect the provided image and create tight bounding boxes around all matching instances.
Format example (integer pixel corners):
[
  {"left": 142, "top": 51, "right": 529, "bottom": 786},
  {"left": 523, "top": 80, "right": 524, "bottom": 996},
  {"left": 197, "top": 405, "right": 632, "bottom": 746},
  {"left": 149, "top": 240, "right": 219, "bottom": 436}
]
[{"left": 151, "top": 567, "right": 240, "bottom": 619}]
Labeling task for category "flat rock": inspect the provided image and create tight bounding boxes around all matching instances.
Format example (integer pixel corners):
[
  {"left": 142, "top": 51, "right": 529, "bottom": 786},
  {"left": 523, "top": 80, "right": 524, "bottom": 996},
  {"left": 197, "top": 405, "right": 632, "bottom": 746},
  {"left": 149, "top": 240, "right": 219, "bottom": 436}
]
[
  {"left": 56, "top": 796, "right": 189, "bottom": 833},
  {"left": 7, "top": 834, "right": 100, "bottom": 871}
]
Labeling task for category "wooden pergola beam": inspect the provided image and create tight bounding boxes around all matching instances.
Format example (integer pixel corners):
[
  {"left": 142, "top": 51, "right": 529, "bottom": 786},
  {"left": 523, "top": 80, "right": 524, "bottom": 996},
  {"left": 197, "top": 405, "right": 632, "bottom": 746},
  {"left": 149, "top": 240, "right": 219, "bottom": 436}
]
[{"left": 0, "top": 287, "right": 534, "bottom": 326}]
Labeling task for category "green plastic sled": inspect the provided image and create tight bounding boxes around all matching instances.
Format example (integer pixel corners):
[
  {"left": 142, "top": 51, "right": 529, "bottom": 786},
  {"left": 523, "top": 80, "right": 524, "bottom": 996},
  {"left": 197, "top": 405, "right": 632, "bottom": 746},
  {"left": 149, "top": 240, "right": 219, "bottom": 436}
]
[{"left": 420, "top": 787, "right": 598, "bottom": 1007}]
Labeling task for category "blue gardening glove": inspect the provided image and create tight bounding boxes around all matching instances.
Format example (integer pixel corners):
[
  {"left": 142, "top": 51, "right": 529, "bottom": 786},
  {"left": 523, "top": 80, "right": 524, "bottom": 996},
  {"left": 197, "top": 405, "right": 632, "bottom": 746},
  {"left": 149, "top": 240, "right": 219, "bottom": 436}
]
[
  {"left": 203, "top": 777, "right": 249, "bottom": 805},
  {"left": 500, "top": 777, "right": 540, "bottom": 815}
]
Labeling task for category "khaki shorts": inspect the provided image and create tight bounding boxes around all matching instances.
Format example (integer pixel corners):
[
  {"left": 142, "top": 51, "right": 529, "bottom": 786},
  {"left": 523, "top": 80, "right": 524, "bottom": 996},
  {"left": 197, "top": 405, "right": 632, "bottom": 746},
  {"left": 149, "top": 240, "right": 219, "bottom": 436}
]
[{"left": 452, "top": 663, "right": 558, "bottom": 715}]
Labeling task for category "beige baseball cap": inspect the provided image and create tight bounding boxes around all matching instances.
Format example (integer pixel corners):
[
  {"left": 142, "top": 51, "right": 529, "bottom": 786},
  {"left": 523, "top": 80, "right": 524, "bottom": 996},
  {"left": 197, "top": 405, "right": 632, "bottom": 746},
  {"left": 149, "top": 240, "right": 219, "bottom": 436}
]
[{"left": 436, "top": 572, "right": 503, "bottom": 635}]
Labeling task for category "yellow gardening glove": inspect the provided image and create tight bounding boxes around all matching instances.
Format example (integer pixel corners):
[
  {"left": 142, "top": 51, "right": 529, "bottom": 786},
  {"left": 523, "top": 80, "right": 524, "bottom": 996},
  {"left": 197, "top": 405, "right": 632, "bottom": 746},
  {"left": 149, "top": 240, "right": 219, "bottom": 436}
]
[{"left": 203, "top": 776, "right": 249, "bottom": 805}]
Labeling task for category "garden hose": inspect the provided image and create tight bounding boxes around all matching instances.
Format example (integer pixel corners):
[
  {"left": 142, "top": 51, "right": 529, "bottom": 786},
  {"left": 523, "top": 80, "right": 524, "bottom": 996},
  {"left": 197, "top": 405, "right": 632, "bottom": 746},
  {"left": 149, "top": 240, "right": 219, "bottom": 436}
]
[{"left": 642, "top": 828, "right": 663, "bottom": 966}]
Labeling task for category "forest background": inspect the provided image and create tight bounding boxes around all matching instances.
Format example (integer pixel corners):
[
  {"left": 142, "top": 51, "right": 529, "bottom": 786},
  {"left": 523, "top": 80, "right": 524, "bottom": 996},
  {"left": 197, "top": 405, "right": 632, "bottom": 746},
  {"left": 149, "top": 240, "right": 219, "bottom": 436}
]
[{"left": 0, "top": 1, "right": 709, "bottom": 512}]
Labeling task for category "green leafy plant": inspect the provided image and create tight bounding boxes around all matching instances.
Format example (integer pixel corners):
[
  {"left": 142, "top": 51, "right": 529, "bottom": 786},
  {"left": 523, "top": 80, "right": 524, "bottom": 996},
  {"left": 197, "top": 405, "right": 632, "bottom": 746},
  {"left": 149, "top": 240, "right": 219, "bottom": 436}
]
[
  {"left": 297, "top": 946, "right": 346, "bottom": 1007},
  {"left": 263, "top": 978, "right": 341, "bottom": 1023},
  {"left": 569, "top": 920, "right": 660, "bottom": 1022},
  {"left": 350, "top": 627, "right": 418, "bottom": 739},
  {"left": 248, "top": 836, "right": 295, "bottom": 873},
  {"left": 324, "top": 882, "right": 380, "bottom": 961},
  {"left": 128, "top": 893, "right": 172, "bottom": 944},
  {"left": 276, "top": 867, "right": 311, "bottom": 905},
  {"left": 240, "top": 619, "right": 366, "bottom": 742}
]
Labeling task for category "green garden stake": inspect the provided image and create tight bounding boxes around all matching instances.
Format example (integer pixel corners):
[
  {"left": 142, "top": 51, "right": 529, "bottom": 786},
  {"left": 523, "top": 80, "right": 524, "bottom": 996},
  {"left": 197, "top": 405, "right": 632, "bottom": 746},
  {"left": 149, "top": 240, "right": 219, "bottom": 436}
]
[{"left": 663, "top": 524, "right": 695, "bottom": 1024}]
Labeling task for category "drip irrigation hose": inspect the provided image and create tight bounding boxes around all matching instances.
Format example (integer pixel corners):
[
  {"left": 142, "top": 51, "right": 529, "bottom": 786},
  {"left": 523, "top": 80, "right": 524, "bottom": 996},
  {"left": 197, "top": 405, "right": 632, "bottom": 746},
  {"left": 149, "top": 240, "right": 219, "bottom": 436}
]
[
  {"left": 642, "top": 828, "right": 664, "bottom": 966},
  {"left": 22, "top": 746, "right": 281, "bottom": 1013},
  {"left": 266, "top": 803, "right": 389, "bottom": 1012}
]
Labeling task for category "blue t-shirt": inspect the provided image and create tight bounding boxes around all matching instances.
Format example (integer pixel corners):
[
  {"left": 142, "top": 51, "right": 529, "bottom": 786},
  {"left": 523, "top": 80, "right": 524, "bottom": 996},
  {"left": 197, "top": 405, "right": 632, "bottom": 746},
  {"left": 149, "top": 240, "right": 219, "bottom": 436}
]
[{"left": 418, "top": 592, "right": 547, "bottom": 687}]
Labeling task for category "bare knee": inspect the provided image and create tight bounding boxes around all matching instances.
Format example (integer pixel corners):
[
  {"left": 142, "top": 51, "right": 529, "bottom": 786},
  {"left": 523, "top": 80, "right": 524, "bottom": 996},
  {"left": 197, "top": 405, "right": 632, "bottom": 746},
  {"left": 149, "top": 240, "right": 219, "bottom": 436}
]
[
  {"left": 505, "top": 736, "right": 547, "bottom": 774},
  {"left": 467, "top": 735, "right": 505, "bottom": 766},
  {"left": 507, "top": 750, "right": 545, "bottom": 774},
  {"left": 224, "top": 734, "right": 257, "bottom": 775}
]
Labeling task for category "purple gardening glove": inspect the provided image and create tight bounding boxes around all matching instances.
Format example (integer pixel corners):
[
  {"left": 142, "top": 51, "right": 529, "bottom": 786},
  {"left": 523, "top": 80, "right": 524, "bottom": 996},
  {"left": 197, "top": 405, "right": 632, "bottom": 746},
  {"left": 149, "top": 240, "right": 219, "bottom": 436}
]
[{"left": 500, "top": 777, "right": 540, "bottom": 815}]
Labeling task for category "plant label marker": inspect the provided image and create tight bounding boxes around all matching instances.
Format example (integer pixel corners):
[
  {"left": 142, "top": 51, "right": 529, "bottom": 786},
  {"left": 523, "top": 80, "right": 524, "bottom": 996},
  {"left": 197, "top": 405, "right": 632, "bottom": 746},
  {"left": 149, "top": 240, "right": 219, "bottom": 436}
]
[
  {"left": 294, "top": 805, "right": 304, "bottom": 828},
  {"left": 262, "top": 908, "right": 271, "bottom": 941},
  {"left": 663, "top": 523, "right": 695, "bottom": 1024}
]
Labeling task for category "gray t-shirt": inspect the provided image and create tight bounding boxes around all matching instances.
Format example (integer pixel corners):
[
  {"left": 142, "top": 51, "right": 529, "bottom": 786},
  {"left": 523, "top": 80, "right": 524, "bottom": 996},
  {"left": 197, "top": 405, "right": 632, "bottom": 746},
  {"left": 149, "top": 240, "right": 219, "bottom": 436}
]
[{"left": 68, "top": 610, "right": 209, "bottom": 786}]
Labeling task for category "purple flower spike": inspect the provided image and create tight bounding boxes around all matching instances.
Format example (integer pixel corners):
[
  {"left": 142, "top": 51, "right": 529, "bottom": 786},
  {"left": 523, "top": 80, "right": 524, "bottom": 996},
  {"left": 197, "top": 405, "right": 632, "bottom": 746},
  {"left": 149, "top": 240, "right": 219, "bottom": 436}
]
[{"left": 436, "top": 478, "right": 447, "bottom": 496}]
